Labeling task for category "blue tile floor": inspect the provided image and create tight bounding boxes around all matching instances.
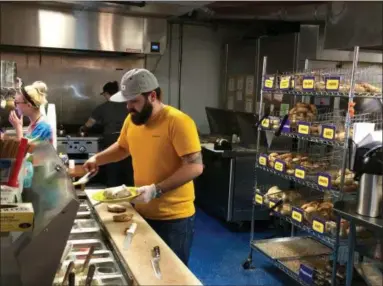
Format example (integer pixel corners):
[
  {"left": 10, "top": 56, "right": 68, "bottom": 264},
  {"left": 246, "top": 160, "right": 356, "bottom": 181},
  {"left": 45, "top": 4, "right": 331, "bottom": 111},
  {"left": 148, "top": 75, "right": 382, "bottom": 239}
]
[{"left": 189, "top": 208, "right": 299, "bottom": 286}]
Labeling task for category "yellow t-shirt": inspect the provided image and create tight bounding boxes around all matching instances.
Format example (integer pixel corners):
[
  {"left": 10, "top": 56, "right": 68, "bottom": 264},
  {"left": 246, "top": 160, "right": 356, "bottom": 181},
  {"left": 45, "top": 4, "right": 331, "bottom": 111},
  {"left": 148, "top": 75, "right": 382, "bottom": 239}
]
[{"left": 118, "top": 105, "right": 201, "bottom": 220}]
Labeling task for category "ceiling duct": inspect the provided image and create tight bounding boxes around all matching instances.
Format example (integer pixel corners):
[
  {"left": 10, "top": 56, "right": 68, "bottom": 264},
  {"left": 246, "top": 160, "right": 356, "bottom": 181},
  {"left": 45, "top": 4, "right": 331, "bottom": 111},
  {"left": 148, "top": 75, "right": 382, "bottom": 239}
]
[{"left": 196, "top": 2, "right": 329, "bottom": 22}]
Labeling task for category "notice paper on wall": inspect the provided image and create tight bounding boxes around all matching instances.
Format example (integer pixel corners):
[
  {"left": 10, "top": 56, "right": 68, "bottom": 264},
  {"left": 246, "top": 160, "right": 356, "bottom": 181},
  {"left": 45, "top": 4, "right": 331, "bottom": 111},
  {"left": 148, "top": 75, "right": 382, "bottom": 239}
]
[
  {"left": 228, "top": 78, "right": 235, "bottom": 92},
  {"left": 227, "top": 96, "right": 234, "bottom": 110},
  {"left": 237, "top": 77, "right": 244, "bottom": 90},
  {"left": 245, "top": 75, "right": 254, "bottom": 96},
  {"left": 245, "top": 98, "right": 253, "bottom": 113},
  {"left": 236, "top": 90, "right": 243, "bottom": 101}
]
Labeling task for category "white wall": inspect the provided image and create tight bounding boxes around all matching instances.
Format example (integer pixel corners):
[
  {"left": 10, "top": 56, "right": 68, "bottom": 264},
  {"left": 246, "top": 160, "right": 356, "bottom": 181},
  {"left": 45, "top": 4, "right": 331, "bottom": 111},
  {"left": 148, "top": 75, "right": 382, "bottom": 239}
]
[{"left": 146, "top": 24, "right": 237, "bottom": 134}]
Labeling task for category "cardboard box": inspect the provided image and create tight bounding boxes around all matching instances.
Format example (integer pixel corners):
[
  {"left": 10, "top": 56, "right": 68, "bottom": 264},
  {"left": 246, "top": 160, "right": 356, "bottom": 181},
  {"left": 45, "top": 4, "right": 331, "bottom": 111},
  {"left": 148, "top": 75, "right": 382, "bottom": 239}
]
[
  {"left": 1, "top": 185, "right": 19, "bottom": 203},
  {"left": 0, "top": 203, "right": 34, "bottom": 232}
]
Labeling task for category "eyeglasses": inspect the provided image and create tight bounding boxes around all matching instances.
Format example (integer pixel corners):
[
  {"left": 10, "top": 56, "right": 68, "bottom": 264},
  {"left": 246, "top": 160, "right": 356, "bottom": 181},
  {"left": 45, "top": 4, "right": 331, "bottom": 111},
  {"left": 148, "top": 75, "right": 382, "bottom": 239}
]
[{"left": 14, "top": 101, "right": 27, "bottom": 105}]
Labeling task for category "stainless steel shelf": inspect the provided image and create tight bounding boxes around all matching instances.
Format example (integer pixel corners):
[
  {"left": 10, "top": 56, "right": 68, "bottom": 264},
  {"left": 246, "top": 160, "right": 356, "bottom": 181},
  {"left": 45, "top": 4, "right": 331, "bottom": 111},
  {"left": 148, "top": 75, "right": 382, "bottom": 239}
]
[
  {"left": 263, "top": 89, "right": 383, "bottom": 99},
  {"left": 250, "top": 238, "right": 328, "bottom": 286},
  {"left": 279, "top": 131, "right": 345, "bottom": 148},
  {"left": 334, "top": 201, "right": 383, "bottom": 233},
  {"left": 256, "top": 165, "right": 341, "bottom": 198},
  {"left": 272, "top": 211, "right": 345, "bottom": 248}
]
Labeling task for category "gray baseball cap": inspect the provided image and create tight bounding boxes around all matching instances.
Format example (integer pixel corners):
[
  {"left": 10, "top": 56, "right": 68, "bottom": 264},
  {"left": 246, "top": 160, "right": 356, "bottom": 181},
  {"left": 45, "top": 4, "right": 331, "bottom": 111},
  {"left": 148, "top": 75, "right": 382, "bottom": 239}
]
[{"left": 110, "top": 68, "right": 159, "bottom": 102}]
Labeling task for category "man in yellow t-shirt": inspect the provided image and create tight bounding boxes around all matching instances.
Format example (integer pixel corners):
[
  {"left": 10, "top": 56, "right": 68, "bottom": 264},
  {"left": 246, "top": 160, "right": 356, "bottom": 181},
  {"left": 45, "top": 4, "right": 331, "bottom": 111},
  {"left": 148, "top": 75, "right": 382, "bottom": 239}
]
[{"left": 83, "top": 68, "right": 203, "bottom": 266}]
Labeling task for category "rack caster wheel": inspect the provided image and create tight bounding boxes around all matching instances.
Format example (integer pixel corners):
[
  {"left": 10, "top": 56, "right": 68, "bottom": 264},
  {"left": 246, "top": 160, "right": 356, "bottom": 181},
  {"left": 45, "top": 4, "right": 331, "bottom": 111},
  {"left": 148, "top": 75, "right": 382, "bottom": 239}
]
[{"left": 242, "top": 258, "right": 254, "bottom": 270}]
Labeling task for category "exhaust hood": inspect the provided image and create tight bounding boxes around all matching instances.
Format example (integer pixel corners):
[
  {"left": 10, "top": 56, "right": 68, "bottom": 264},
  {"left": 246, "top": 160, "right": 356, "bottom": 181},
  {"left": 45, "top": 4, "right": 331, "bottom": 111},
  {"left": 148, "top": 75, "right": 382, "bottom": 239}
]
[
  {"left": 324, "top": 2, "right": 383, "bottom": 51},
  {"left": 299, "top": 24, "right": 382, "bottom": 64},
  {"left": 0, "top": 3, "right": 167, "bottom": 55}
]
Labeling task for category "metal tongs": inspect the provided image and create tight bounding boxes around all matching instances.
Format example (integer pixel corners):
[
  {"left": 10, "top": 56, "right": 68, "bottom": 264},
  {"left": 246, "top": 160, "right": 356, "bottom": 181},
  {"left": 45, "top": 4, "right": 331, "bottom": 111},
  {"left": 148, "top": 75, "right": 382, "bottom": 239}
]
[
  {"left": 73, "top": 171, "right": 96, "bottom": 186},
  {"left": 85, "top": 264, "right": 96, "bottom": 286},
  {"left": 151, "top": 246, "right": 162, "bottom": 279},
  {"left": 82, "top": 246, "right": 95, "bottom": 272},
  {"left": 62, "top": 261, "right": 75, "bottom": 286}
]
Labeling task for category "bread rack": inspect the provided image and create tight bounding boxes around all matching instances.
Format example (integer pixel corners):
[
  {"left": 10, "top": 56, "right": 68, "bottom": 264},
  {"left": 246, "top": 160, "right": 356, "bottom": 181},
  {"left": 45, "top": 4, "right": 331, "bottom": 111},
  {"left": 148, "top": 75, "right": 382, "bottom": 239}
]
[{"left": 242, "top": 46, "right": 383, "bottom": 286}]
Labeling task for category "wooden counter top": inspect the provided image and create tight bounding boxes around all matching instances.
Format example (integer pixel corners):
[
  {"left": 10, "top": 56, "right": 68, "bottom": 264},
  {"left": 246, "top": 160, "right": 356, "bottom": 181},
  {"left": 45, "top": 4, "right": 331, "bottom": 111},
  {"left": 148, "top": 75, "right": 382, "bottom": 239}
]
[{"left": 85, "top": 189, "right": 202, "bottom": 286}]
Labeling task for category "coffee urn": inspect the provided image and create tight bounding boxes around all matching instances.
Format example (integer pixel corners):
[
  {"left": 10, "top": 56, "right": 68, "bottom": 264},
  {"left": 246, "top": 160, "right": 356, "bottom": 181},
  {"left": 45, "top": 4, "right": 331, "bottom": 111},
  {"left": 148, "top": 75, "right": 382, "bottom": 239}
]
[{"left": 353, "top": 141, "right": 383, "bottom": 218}]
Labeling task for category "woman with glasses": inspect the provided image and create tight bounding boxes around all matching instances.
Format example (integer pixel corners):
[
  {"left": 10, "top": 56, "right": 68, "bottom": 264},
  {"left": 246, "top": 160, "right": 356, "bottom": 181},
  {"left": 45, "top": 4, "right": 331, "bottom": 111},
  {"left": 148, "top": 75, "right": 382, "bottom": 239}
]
[{"left": 8, "top": 81, "right": 52, "bottom": 144}]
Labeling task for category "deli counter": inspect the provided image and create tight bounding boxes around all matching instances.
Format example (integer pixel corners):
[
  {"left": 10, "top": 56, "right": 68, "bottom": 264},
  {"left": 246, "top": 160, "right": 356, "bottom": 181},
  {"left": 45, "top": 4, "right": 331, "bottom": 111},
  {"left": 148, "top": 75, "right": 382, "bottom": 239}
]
[{"left": 0, "top": 141, "right": 202, "bottom": 286}]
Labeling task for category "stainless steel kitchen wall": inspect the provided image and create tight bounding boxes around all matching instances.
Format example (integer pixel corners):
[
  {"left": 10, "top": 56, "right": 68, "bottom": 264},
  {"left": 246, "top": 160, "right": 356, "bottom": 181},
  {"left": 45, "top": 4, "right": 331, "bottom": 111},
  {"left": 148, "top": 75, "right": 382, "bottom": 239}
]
[
  {"left": 223, "top": 33, "right": 298, "bottom": 113},
  {"left": 0, "top": 3, "right": 167, "bottom": 54},
  {"left": 0, "top": 51, "right": 144, "bottom": 127}
]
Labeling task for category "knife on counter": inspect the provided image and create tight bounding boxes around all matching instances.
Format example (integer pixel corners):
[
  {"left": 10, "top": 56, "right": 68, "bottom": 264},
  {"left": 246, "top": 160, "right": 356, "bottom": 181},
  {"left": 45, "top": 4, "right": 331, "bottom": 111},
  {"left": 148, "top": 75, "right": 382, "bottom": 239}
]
[
  {"left": 123, "top": 223, "right": 137, "bottom": 250},
  {"left": 151, "top": 246, "right": 162, "bottom": 279}
]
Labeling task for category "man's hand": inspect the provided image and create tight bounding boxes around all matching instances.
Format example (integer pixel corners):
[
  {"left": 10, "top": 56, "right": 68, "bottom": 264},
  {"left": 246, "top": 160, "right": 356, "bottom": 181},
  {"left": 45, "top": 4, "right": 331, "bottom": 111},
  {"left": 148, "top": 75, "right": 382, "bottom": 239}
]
[
  {"left": 83, "top": 156, "right": 99, "bottom": 174},
  {"left": 131, "top": 184, "right": 157, "bottom": 204}
]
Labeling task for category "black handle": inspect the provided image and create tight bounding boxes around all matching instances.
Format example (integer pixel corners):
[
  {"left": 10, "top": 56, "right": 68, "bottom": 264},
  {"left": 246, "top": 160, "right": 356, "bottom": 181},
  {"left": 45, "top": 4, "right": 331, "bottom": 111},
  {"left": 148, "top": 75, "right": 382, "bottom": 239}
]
[
  {"left": 255, "top": 113, "right": 270, "bottom": 129},
  {"left": 68, "top": 272, "right": 75, "bottom": 286},
  {"left": 274, "top": 115, "right": 289, "bottom": 137},
  {"left": 153, "top": 246, "right": 160, "bottom": 257},
  {"left": 85, "top": 264, "right": 96, "bottom": 286},
  {"left": 355, "top": 145, "right": 383, "bottom": 180},
  {"left": 62, "top": 261, "right": 74, "bottom": 286}
]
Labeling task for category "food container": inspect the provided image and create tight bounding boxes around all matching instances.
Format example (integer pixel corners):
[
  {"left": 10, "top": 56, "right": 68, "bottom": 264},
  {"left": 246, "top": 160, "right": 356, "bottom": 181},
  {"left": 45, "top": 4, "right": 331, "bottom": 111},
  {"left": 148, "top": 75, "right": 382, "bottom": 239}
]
[
  {"left": 68, "top": 239, "right": 107, "bottom": 253},
  {"left": 58, "top": 259, "right": 121, "bottom": 278},
  {"left": 0, "top": 203, "right": 34, "bottom": 232},
  {"left": 76, "top": 203, "right": 93, "bottom": 219},
  {"left": 70, "top": 250, "right": 113, "bottom": 261},
  {"left": 69, "top": 220, "right": 101, "bottom": 240},
  {"left": 99, "top": 275, "right": 127, "bottom": 285},
  {"left": 71, "top": 219, "right": 100, "bottom": 233}
]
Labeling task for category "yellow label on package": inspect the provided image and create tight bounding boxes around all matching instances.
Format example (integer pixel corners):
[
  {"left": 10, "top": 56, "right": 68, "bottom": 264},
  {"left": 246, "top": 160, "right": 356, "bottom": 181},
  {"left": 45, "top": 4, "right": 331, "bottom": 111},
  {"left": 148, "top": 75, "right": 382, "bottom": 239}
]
[
  {"left": 261, "top": 118, "right": 270, "bottom": 128},
  {"left": 303, "top": 79, "right": 314, "bottom": 89},
  {"left": 298, "top": 124, "right": 310, "bottom": 135},
  {"left": 292, "top": 210, "right": 303, "bottom": 223},
  {"left": 326, "top": 79, "right": 340, "bottom": 90},
  {"left": 274, "top": 161, "right": 284, "bottom": 172},
  {"left": 323, "top": 128, "right": 335, "bottom": 140},
  {"left": 318, "top": 175, "right": 329, "bottom": 188},
  {"left": 0, "top": 203, "right": 34, "bottom": 232},
  {"left": 259, "top": 156, "right": 267, "bottom": 166},
  {"left": 295, "top": 168, "right": 305, "bottom": 179},
  {"left": 291, "top": 79, "right": 295, "bottom": 88},
  {"left": 264, "top": 79, "right": 274, "bottom": 89},
  {"left": 269, "top": 201, "right": 276, "bottom": 208},
  {"left": 312, "top": 220, "right": 324, "bottom": 233},
  {"left": 255, "top": 194, "right": 263, "bottom": 205},
  {"left": 279, "top": 77, "right": 290, "bottom": 89}
]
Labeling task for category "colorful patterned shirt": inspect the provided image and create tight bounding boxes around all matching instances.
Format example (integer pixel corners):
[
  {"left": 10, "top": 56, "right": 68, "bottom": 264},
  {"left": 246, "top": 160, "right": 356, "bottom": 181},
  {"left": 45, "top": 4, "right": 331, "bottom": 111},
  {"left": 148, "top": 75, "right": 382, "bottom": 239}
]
[{"left": 25, "top": 117, "right": 53, "bottom": 143}]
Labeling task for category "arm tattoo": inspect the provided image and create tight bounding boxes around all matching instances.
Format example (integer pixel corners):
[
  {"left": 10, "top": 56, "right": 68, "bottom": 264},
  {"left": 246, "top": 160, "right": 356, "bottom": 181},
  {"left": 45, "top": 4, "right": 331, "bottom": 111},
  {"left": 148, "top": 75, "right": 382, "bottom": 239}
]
[{"left": 182, "top": 151, "right": 203, "bottom": 165}]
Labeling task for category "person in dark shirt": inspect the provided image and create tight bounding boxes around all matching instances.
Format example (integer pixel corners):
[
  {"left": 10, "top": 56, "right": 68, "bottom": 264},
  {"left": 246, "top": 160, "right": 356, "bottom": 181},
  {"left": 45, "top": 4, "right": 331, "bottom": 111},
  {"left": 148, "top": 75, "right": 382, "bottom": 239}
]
[{"left": 80, "top": 81, "right": 133, "bottom": 187}]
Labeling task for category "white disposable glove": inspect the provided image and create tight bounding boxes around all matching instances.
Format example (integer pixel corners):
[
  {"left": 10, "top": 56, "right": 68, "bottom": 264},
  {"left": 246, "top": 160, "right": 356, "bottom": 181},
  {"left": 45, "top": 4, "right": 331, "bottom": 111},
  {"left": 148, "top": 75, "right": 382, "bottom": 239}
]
[{"left": 132, "top": 184, "right": 157, "bottom": 204}]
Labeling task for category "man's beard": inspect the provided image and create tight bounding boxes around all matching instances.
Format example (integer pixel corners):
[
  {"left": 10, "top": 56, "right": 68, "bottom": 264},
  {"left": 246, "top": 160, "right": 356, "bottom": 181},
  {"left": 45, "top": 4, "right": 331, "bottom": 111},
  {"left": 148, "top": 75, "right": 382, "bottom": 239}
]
[{"left": 130, "top": 99, "right": 153, "bottom": 125}]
